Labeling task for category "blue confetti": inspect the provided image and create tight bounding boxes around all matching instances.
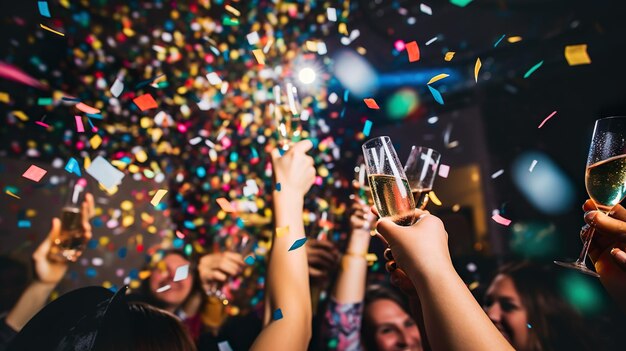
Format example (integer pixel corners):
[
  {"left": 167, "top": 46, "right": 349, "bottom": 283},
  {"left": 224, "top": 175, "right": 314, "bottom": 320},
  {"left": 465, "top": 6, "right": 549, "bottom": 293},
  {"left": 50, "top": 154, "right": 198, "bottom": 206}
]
[
  {"left": 17, "top": 220, "right": 31, "bottom": 228},
  {"left": 86, "top": 113, "right": 103, "bottom": 119},
  {"left": 288, "top": 237, "right": 307, "bottom": 251},
  {"left": 118, "top": 247, "right": 127, "bottom": 258},
  {"left": 272, "top": 308, "right": 283, "bottom": 321},
  {"left": 427, "top": 85, "right": 444, "bottom": 105},
  {"left": 343, "top": 90, "right": 349, "bottom": 102},
  {"left": 276, "top": 183, "right": 281, "bottom": 191},
  {"left": 64, "top": 157, "right": 82, "bottom": 176},
  {"left": 86, "top": 267, "right": 97, "bottom": 278},
  {"left": 244, "top": 255, "right": 256, "bottom": 265},
  {"left": 527, "top": 323, "right": 532, "bottom": 329},
  {"left": 493, "top": 34, "right": 506, "bottom": 48},
  {"left": 38, "top": 1, "right": 51, "bottom": 18},
  {"left": 363, "top": 120, "right": 373, "bottom": 137}
]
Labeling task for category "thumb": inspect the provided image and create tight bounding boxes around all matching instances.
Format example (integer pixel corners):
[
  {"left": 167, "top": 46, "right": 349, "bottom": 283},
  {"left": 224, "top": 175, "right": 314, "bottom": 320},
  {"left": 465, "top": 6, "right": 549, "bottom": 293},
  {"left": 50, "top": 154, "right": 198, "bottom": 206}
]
[
  {"left": 292, "top": 139, "right": 313, "bottom": 154},
  {"left": 376, "top": 217, "right": 400, "bottom": 244},
  {"left": 34, "top": 217, "right": 60, "bottom": 259},
  {"left": 270, "top": 148, "right": 281, "bottom": 163}
]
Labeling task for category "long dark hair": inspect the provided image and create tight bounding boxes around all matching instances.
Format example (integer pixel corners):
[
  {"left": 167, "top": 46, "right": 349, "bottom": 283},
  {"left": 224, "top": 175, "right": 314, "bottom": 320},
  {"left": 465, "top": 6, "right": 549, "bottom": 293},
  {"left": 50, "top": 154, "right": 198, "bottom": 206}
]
[
  {"left": 360, "top": 284, "right": 412, "bottom": 351},
  {"left": 497, "top": 262, "right": 594, "bottom": 351}
]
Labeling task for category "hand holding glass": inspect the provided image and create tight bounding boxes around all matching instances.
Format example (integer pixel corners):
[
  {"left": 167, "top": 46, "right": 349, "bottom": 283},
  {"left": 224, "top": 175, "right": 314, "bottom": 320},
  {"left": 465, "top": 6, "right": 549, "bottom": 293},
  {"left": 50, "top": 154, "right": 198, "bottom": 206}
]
[{"left": 404, "top": 146, "right": 441, "bottom": 210}]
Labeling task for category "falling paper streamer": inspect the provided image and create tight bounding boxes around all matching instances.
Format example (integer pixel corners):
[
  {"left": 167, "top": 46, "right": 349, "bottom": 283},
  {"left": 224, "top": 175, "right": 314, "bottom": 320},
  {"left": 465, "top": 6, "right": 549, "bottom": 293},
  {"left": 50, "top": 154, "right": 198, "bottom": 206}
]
[
  {"left": 529, "top": 160, "right": 538, "bottom": 172},
  {"left": 86, "top": 156, "right": 125, "bottom": 189},
  {"left": 438, "top": 164, "right": 450, "bottom": 178},
  {"left": 363, "top": 98, "right": 380, "bottom": 109},
  {"left": 110, "top": 79, "right": 124, "bottom": 97},
  {"left": 537, "top": 111, "right": 557, "bottom": 129},
  {"left": 288, "top": 237, "right": 307, "bottom": 251},
  {"left": 35, "top": 121, "right": 50, "bottom": 128},
  {"left": 427, "top": 85, "right": 444, "bottom": 105},
  {"left": 156, "top": 285, "right": 171, "bottom": 293},
  {"left": 493, "top": 34, "right": 506, "bottom": 48},
  {"left": 65, "top": 157, "right": 82, "bottom": 176},
  {"left": 523, "top": 60, "right": 544, "bottom": 79},
  {"left": 474, "top": 58, "right": 482, "bottom": 83},
  {"left": 492, "top": 214, "right": 512, "bottom": 226},
  {"left": 564, "top": 45, "right": 591, "bottom": 66},
  {"left": 273, "top": 308, "right": 283, "bottom": 321},
  {"left": 363, "top": 120, "right": 373, "bottom": 137},
  {"left": 444, "top": 52, "right": 455, "bottom": 61},
  {"left": 405, "top": 41, "right": 420, "bottom": 62},
  {"left": 491, "top": 169, "right": 504, "bottom": 179},
  {"left": 173, "top": 264, "right": 189, "bottom": 282},
  {"left": 216, "top": 197, "right": 235, "bottom": 212},
  {"left": 427, "top": 74, "right": 449, "bottom": 85},
  {"left": 75, "top": 116, "right": 85, "bottom": 132},
  {"left": 150, "top": 189, "right": 168, "bottom": 207},
  {"left": 133, "top": 93, "right": 158, "bottom": 111},
  {"left": 6, "top": 190, "right": 20, "bottom": 199},
  {"left": 22, "top": 165, "right": 47, "bottom": 182}
]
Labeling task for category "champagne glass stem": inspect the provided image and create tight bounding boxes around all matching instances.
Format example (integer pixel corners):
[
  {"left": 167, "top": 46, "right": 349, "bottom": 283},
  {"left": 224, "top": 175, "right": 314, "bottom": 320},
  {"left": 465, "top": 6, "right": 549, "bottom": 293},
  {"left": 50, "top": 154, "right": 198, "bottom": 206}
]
[{"left": 575, "top": 226, "right": 596, "bottom": 266}]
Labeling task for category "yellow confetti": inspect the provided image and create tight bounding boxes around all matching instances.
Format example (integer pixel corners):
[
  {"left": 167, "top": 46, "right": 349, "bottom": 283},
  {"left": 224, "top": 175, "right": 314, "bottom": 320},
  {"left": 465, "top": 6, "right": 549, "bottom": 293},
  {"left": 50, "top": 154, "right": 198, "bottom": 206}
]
[
  {"left": 0, "top": 92, "right": 9, "bottom": 103},
  {"left": 276, "top": 226, "right": 289, "bottom": 238},
  {"left": 224, "top": 4, "right": 240, "bottom": 16},
  {"left": 90, "top": 134, "right": 102, "bottom": 149},
  {"left": 507, "top": 36, "right": 522, "bottom": 43},
  {"left": 469, "top": 281, "right": 480, "bottom": 291},
  {"left": 365, "top": 253, "right": 378, "bottom": 263},
  {"left": 474, "top": 58, "right": 482, "bottom": 83},
  {"left": 12, "top": 111, "right": 28, "bottom": 121},
  {"left": 150, "top": 189, "right": 168, "bottom": 207},
  {"left": 444, "top": 51, "right": 455, "bottom": 61},
  {"left": 139, "top": 270, "right": 152, "bottom": 280},
  {"left": 252, "top": 49, "right": 265, "bottom": 65},
  {"left": 427, "top": 74, "right": 450, "bottom": 85},
  {"left": 564, "top": 44, "right": 591, "bottom": 66},
  {"left": 428, "top": 191, "right": 442, "bottom": 206},
  {"left": 40, "top": 24, "right": 65, "bottom": 36},
  {"left": 5, "top": 190, "right": 20, "bottom": 199}
]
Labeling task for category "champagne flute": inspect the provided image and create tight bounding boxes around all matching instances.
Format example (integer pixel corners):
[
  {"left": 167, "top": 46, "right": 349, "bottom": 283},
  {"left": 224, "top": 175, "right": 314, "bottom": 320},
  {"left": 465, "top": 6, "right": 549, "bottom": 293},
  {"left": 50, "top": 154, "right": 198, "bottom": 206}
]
[
  {"left": 555, "top": 116, "right": 626, "bottom": 277},
  {"left": 47, "top": 178, "right": 89, "bottom": 262},
  {"left": 272, "top": 82, "right": 303, "bottom": 151},
  {"left": 362, "top": 136, "right": 416, "bottom": 226},
  {"left": 352, "top": 156, "right": 374, "bottom": 206},
  {"left": 404, "top": 146, "right": 441, "bottom": 210}
]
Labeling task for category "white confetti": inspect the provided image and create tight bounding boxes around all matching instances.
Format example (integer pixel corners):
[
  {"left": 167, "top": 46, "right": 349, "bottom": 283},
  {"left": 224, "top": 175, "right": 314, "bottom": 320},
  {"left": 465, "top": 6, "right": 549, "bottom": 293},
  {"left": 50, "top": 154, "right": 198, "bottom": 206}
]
[
  {"left": 206, "top": 72, "right": 222, "bottom": 85},
  {"left": 110, "top": 79, "right": 124, "bottom": 97},
  {"left": 529, "top": 160, "right": 538, "bottom": 172},
  {"left": 173, "top": 264, "right": 190, "bottom": 282},
  {"left": 420, "top": 3, "right": 433, "bottom": 15},
  {"left": 246, "top": 31, "right": 260, "bottom": 45},
  {"left": 438, "top": 164, "right": 450, "bottom": 178},
  {"left": 327, "top": 8, "right": 337, "bottom": 22},
  {"left": 491, "top": 169, "right": 504, "bottom": 179},
  {"left": 217, "top": 341, "right": 234, "bottom": 351},
  {"left": 156, "top": 285, "right": 171, "bottom": 293}
]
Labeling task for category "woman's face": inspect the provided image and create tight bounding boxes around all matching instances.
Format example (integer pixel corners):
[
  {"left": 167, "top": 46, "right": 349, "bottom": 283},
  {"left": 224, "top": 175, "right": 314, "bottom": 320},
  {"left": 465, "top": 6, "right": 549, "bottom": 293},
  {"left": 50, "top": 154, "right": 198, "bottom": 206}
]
[
  {"left": 365, "top": 299, "right": 422, "bottom": 351},
  {"left": 149, "top": 253, "right": 193, "bottom": 310},
  {"left": 483, "top": 274, "right": 529, "bottom": 350}
]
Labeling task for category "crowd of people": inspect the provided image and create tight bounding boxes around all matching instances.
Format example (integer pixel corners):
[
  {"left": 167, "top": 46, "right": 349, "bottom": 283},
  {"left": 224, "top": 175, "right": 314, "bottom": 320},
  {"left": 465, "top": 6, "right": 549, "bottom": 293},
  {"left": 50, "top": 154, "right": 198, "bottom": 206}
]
[{"left": 1, "top": 140, "right": 626, "bottom": 351}]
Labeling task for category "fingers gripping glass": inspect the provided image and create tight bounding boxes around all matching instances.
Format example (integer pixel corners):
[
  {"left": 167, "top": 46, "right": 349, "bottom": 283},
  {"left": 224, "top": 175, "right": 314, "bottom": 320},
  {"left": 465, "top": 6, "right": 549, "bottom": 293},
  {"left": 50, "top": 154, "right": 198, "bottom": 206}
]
[
  {"left": 206, "top": 233, "right": 255, "bottom": 304},
  {"left": 362, "top": 136, "right": 416, "bottom": 226},
  {"left": 272, "top": 83, "right": 304, "bottom": 151},
  {"left": 404, "top": 146, "right": 441, "bottom": 210},
  {"left": 555, "top": 116, "right": 626, "bottom": 277}
]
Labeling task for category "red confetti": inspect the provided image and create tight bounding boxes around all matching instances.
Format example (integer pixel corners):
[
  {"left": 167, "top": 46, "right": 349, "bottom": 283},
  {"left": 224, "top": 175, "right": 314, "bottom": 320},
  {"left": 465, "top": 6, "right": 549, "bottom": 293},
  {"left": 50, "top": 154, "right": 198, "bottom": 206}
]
[
  {"left": 133, "top": 93, "right": 158, "bottom": 111},
  {"left": 405, "top": 41, "right": 420, "bottom": 62},
  {"left": 363, "top": 98, "right": 380, "bottom": 109}
]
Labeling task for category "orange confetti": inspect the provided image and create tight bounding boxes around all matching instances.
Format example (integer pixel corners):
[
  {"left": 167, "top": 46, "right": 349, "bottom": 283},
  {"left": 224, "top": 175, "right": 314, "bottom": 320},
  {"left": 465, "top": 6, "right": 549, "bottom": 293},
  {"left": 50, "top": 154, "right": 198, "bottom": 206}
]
[
  {"left": 133, "top": 93, "right": 158, "bottom": 111},
  {"left": 405, "top": 41, "right": 420, "bottom": 62},
  {"left": 76, "top": 102, "right": 100, "bottom": 114},
  {"left": 363, "top": 98, "right": 380, "bottom": 110},
  {"left": 216, "top": 197, "right": 235, "bottom": 212}
]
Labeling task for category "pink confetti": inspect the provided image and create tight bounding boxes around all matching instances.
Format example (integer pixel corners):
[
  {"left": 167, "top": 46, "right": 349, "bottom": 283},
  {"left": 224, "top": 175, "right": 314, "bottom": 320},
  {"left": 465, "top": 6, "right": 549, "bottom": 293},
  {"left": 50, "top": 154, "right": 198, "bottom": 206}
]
[
  {"left": 0, "top": 61, "right": 47, "bottom": 89},
  {"left": 216, "top": 197, "right": 235, "bottom": 212},
  {"left": 537, "top": 111, "right": 557, "bottom": 129},
  {"left": 22, "top": 165, "right": 47, "bottom": 182},
  {"left": 492, "top": 214, "right": 512, "bottom": 226},
  {"left": 438, "top": 164, "right": 450, "bottom": 178},
  {"left": 76, "top": 102, "right": 100, "bottom": 114},
  {"left": 363, "top": 98, "right": 380, "bottom": 109},
  {"left": 75, "top": 116, "right": 85, "bottom": 132},
  {"left": 35, "top": 121, "right": 50, "bottom": 128}
]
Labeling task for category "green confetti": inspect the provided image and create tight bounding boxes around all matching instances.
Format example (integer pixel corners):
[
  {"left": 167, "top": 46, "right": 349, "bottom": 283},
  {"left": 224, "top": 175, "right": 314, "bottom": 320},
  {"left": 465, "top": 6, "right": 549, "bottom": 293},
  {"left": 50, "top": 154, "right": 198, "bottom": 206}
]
[
  {"left": 523, "top": 60, "right": 544, "bottom": 79},
  {"left": 37, "top": 97, "right": 53, "bottom": 106}
]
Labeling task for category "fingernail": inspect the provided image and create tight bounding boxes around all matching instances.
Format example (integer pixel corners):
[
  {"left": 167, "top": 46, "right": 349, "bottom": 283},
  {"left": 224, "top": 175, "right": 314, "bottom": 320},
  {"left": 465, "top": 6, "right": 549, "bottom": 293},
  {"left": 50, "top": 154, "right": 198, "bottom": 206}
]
[
  {"left": 584, "top": 211, "right": 599, "bottom": 226},
  {"left": 611, "top": 248, "right": 626, "bottom": 264},
  {"left": 390, "top": 262, "right": 397, "bottom": 270}
]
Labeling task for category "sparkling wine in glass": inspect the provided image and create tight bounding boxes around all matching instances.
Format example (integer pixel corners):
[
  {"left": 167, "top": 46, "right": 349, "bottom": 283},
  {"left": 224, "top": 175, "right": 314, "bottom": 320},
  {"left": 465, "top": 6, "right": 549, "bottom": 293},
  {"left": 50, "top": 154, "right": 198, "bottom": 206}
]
[
  {"left": 404, "top": 146, "right": 441, "bottom": 210},
  {"left": 362, "top": 136, "right": 416, "bottom": 226},
  {"left": 47, "top": 178, "right": 88, "bottom": 263},
  {"left": 352, "top": 157, "right": 374, "bottom": 206},
  {"left": 272, "top": 83, "right": 303, "bottom": 151},
  {"left": 555, "top": 116, "right": 626, "bottom": 277}
]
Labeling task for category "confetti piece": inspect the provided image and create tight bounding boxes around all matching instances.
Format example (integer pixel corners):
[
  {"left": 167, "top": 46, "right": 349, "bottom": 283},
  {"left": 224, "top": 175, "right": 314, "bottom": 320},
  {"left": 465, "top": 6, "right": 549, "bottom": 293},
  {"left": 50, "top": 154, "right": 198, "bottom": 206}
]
[
  {"left": 35, "top": 121, "right": 50, "bottom": 128},
  {"left": 427, "top": 73, "right": 449, "bottom": 85},
  {"left": 425, "top": 37, "right": 438, "bottom": 46},
  {"left": 110, "top": 79, "right": 124, "bottom": 97},
  {"left": 363, "top": 120, "right": 373, "bottom": 137},
  {"left": 12, "top": 111, "right": 29, "bottom": 121},
  {"left": 493, "top": 34, "right": 506, "bottom": 48},
  {"left": 244, "top": 255, "right": 256, "bottom": 265},
  {"left": 492, "top": 213, "right": 512, "bottom": 226},
  {"left": 508, "top": 36, "right": 523, "bottom": 43},
  {"left": 529, "top": 160, "right": 538, "bottom": 172},
  {"left": 565, "top": 44, "right": 591, "bottom": 66},
  {"left": 90, "top": 134, "right": 102, "bottom": 149},
  {"left": 224, "top": 4, "right": 240, "bottom": 17},
  {"left": 523, "top": 60, "right": 543, "bottom": 79},
  {"left": 427, "top": 85, "right": 444, "bottom": 105},
  {"left": 289, "top": 237, "right": 307, "bottom": 251},
  {"left": 156, "top": 285, "right": 171, "bottom": 293},
  {"left": 327, "top": 8, "right": 337, "bottom": 22},
  {"left": 217, "top": 341, "right": 234, "bottom": 351},
  {"left": 5, "top": 190, "right": 20, "bottom": 199},
  {"left": 474, "top": 58, "right": 482, "bottom": 83},
  {"left": 0, "top": 61, "right": 47, "bottom": 89},
  {"left": 365, "top": 253, "right": 378, "bottom": 263},
  {"left": 405, "top": 41, "right": 420, "bottom": 62},
  {"left": 37, "top": 97, "right": 53, "bottom": 105},
  {"left": 40, "top": 24, "right": 64, "bottom": 36},
  {"left": 363, "top": 98, "right": 380, "bottom": 109},
  {"left": 428, "top": 191, "right": 442, "bottom": 206},
  {"left": 276, "top": 226, "right": 289, "bottom": 238},
  {"left": 420, "top": 3, "right": 432, "bottom": 15},
  {"left": 133, "top": 93, "right": 158, "bottom": 111},
  {"left": 65, "top": 157, "right": 82, "bottom": 176},
  {"left": 491, "top": 169, "right": 504, "bottom": 179},
  {"left": 0, "top": 92, "right": 9, "bottom": 103},
  {"left": 75, "top": 116, "right": 85, "bottom": 132},
  {"left": 173, "top": 264, "right": 189, "bottom": 282},
  {"left": 450, "top": 0, "right": 473, "bottom": 7},
  {"left": 216, "top": 197, "right": 235, "bottom": 212},
  {"left": 537, "top": 111, "right": 557, "bottom": 129},
  {"left": 275, "top": 183, "right": 281, "bottom": 191},
  {"left": 18, "top": 220, "right": 31, "bottom": 228},
  {"left": 86, "top": 156, "right": 125, "bottom": 189},
  {"left": 272, "top": 308, "right": 283, "bottom": 320},
  {"left": 438, "top": 164, "right": 450, "bottom": 178},
  {"left": 38, "top": 1, "right": 51, "bottom": 17},
  {"left": 246, "top": 31, "right": 260, "bottom": 45},
  {"left": 252, "top": 49, "right": 265, "bottom": 65},
  {"left": 150, "top": 189, "right": 168, "bottom": 207},
  {"left": 444, "top": 52, "right": 455, "bottom": 61},
  {"left": 206, "top": 72, "right": 222, "bottom": 85},
  {"left": 22, "top": 165, "right": 47, "bottom": 182},
  {"left": 76, "top": 102, "right": 100, "bottom": 114}
]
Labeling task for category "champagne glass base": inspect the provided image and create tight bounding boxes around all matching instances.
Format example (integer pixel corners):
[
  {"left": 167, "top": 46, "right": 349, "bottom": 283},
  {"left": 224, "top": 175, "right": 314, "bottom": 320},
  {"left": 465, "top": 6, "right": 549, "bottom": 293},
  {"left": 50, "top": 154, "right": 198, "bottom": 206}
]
[{"left": 554, "top": 260, "right": 600, "bottom": 278}]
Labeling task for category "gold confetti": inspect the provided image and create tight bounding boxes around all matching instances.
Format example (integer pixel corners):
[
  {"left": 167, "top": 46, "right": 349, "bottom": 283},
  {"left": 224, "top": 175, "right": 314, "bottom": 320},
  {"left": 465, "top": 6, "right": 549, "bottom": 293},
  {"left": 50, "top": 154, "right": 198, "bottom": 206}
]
[
  {"left": 40, "top": 24, "right": 65, "bottom": 36},
  {"left": 444, "top": 51, "right": 455, "bottom": 61},
  {"left": 150, "top": 189, "right": 168, "bottom": 207},
  {"left": 474, "top": 58, "right": 482, "bottom": 83},
  {"left": 428, "top": 191, "right": 442, "bottom": 206},
  {"left": 564, "top": 44, "right": 591, "bottom": 66},
  {"left": 252, "top": 49, "right": 265, "bottom": 65},
  {"left": 507, "top": 36, "right": 522, "bottom": 43},
  {"left": 427, "top": 74, "right": 450, "bottom": 85}
]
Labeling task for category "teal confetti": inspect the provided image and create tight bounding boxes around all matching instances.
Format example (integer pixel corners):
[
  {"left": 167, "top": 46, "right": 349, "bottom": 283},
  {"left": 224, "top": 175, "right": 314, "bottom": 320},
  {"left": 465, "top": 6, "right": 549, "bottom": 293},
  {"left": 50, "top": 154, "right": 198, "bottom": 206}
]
[
  {"left": 527, "top": 323, "right": 532, "bottom": 329},
  {"left": 523, "top": 60, "right": 544, "bottom": 79},
  {"left": 38, "top": 1, "right": 51, "bottom": 18},
  {"left": 450, "top": 0, "right": 473, "bottom": 7},
  {"left": 427, "top": 85, "right": 444, "bottom": 105},
  {"left": 288, "top": 237, "right": 307, "bottom": 251},
  {"left": 343, "top": 90, "right": 349, "bottom": 102},
  {"left": 86, "top": 113, "right": 103, "bottom": 119},
  {"left": 272, "top": 308, "right": 283, "bottom": 320},
  {"left": 64, "top": 157, "right": 82, "bottom": 176},
  {"left": 363, "top": 120, "right": 372, "bottom": 137},
  {"left": 244, "top": 255, "right": 256, "bottom": 265},
  {"left": 37, "top": 97, "right": 53, "bottom": 106},
  {"left": 276, "top": 183, "right": 281, "bottom": 191},
  {"left": 493, "top": 34, "right": 506, "bottom": 48},
  {"left": 184, "top": 243, "right": 193, "bottom": 256},
  {"left": 18, "top": 220, "right": 31, "bottom": 228}
]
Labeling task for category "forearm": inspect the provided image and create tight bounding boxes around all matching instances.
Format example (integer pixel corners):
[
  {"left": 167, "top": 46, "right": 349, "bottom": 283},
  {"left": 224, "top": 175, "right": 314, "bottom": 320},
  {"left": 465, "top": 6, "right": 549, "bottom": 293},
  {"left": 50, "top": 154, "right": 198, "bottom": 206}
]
[
  {"left": 332, "top": 229, "right": 370, "bottom": 304},
  {"left": 408, "top": 296, "right": 431, "bottom": 351},
  {"left": 409, "top": 263, "right": 513, "bottom": 351},
  {"left": 5, "top": 281, "right": 56, "bottom": 331}
]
